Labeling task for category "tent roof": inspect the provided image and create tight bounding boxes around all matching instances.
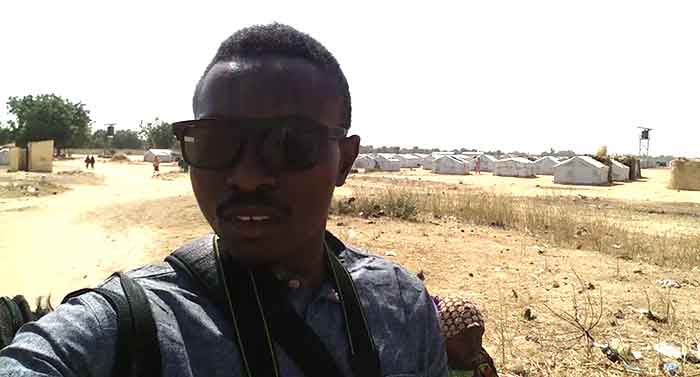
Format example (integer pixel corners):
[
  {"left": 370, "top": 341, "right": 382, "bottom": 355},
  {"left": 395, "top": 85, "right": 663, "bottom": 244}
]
[
  {"left": 146, "top": 149, "right": 176, "bottom": 156},
  {"left": 499, "top": 157, "right": 533, "bottom": 164},
  {"left": 611, "top": 160, "right": 628, "bottom": 169},
  {"left": 536, "top": 156, "right": 559, "bottom": 163},
  {"left": 398, "top": 154, "right": 421, "bottom": 160},
  {"left": 557, "top": 156, "right": 606, "bottom": 169},
  {"left": 437, "top": 155, "right": 467, "bottom": 164},
  {"left": 375, "top": 154, "right": 401, "bottom": 162}
]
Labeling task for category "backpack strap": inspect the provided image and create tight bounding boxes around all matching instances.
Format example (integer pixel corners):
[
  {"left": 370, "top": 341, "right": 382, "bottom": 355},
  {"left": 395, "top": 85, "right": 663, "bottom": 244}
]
[{"left": 61, "top": 272, "right": 162, "bottom": 377}]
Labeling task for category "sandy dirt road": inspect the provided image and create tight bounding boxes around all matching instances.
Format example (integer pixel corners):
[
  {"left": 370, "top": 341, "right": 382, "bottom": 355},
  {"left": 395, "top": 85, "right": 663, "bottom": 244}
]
[{"left": 0, "top": 157, "right": 200, "bottom": 303}]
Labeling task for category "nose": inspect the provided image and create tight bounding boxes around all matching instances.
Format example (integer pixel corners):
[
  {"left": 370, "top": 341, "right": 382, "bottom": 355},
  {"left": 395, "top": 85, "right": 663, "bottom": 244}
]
[{"left": 224, "top": 142, "right": 277, "bottom": 192}]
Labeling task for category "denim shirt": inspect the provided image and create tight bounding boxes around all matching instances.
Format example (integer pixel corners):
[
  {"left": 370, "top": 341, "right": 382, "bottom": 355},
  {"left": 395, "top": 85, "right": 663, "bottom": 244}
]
[{"left": 0, "top": 235, "right": 447, "bottom": 377}]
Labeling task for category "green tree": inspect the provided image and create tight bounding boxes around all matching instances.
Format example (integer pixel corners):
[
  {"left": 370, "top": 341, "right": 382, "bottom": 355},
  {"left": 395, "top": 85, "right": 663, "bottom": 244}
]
[
  {"left": 90, "top": 129, "right": 108, "bottom": 149},
  {"left": 0, "top": 121, "right": 17, "bottom": 145},
  {"left": 111, "top": 129, "right": 143, "bottom": 149},
  {"left": 139, "top": 118, "right": 174, "bottom": 149},
  {"left": 6, "top": 94, "right": 92, "bottom": 154}
]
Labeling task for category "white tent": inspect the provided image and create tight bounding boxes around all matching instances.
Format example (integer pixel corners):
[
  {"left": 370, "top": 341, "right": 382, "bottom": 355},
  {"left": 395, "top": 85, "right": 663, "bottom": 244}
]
[
  {"left": 373, "top": 154, "right": 402, "bottom": 172},
  {"left": 611, "top": 160, "right": 630, "bottom": 182},
  {"left": 422, "top": 154, "right": 440, "bottom": 169},
  {"left": 554, "top": 156, "right": 610, "bottom": 185},
  {"left": 454, "top": 155, "right": 476, "bottom": 171},
  {"left": 534, "top": 156, "right": 559, "bottom": 175},
  {"left": 0, "top": 148, "right": 9, "bottom": 165},
  {"left": 396, "top": 154, "right": 423, "bottom": 168},
  {"left": 144, "top": 149, "right": 179, "bottom": 163},
  {"left": 494, "top": 157, "right": 536, "bottom": 177},
  {"left": 353, "top": 155, "right": 378, "bottom": 171},
  {"left": 432, "top": 155, "right": 468, "bottom": 175},
  {"left": 477, "top": 154, "right": 497, "bottom": 172}
]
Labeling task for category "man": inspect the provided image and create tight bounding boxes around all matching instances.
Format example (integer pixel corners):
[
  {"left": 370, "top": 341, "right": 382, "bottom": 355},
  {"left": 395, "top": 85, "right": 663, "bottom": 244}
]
[
  {"left": 0, "top": 23, "right": 446, "bottom": 376},
  {"left": 152, "top": 155, "right": 160, "bottom": 176}
]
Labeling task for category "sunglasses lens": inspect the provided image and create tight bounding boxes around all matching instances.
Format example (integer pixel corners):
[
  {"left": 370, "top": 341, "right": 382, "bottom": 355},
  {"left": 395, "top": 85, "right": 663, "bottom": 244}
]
[
  {"left": 259, "top": 125, "right": 323, "bottom": 172},
  {"left": 181, "top": 126, "right": 242, "bottom": 169},
  {"left": 284, "top": 127, "right": 322, "bottom": 170}
]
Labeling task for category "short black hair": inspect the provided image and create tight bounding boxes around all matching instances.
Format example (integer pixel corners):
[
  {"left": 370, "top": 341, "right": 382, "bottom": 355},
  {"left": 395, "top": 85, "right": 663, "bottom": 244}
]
[{"left": 194, "top": 23, "right": 351, "bottom": 128}]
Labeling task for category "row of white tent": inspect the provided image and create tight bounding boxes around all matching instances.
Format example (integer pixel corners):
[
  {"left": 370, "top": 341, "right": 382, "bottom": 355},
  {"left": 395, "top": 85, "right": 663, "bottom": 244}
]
[
  {"left": 354, "top": 152, "right": 632, "bottom": 184},
  {"left": 434, "top": 154, "right": 631, "bottom": 183},
  {"left": 354, "top": 153, "right": 499, "bottom": 172}
]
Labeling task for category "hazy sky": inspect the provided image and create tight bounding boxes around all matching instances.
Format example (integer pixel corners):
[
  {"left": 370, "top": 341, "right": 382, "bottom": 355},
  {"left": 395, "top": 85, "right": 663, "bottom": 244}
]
[{"left": 1, "top": 1, "right": 699, "bottom": 156}]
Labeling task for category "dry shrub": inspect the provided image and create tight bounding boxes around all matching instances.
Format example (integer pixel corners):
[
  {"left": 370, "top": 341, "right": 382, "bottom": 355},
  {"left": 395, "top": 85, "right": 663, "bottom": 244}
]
[
  {"left": 669, "top": 158, "right": 700, "bottom": 191},
  {"left": 332, "top": 187, "right": 700, "bottom": 268},
  {"left": 110, "top": 153, "right": 130, "bottom": 162}
]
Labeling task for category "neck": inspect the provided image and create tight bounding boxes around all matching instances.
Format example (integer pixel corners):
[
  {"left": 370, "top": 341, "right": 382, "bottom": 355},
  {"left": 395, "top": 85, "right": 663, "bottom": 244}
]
[{"left": 270, "top": 232, "right": 327, "bottom": 289}]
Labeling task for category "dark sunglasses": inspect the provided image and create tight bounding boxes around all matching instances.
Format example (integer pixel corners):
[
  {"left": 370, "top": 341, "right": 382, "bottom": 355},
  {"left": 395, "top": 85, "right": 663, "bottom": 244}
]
[{"left": 172, "top": 116, "right": 348, "bottom": 172}]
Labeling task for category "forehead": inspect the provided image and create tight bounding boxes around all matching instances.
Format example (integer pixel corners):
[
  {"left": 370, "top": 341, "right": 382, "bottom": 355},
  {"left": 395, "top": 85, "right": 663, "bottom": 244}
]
[{"left": 194, "top": 56, "right": 344, "bottom": 125}]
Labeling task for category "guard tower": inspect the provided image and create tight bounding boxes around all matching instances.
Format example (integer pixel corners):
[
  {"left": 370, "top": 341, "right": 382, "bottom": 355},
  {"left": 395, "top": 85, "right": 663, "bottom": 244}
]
[{"left": 638, "top": 127, "right": 652, "bottom": 167}]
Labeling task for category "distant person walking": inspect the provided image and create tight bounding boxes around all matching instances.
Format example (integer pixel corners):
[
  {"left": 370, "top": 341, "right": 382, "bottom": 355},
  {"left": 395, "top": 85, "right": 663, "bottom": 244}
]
[
  {"left": 152, "top": 155, "right": 161, "bottom": 177},
  {"left": 89, "top": 156, "right": 95, "bottom": 169},
  {"left": 84, "top": 155, "right": 91, "bottom": 169},
  {"left": 475, "top": 156, "right": 481, "bottom": 175}
]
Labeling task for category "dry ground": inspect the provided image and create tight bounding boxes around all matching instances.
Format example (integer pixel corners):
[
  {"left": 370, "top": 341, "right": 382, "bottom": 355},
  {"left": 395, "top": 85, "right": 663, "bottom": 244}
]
[{"left": 1, "top": 161, "right": 699, "bottom": 376}]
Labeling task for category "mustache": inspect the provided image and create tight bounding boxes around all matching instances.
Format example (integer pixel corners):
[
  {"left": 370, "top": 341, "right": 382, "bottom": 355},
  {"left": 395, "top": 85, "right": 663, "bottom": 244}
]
[{"left": 215, "top": 190, "right": 292, "bottom": 219}]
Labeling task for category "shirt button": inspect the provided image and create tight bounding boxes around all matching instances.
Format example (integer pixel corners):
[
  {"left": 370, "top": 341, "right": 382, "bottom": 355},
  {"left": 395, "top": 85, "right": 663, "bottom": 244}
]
[{"left": 288, "top": 279, "right": 301, "bottom": 289}]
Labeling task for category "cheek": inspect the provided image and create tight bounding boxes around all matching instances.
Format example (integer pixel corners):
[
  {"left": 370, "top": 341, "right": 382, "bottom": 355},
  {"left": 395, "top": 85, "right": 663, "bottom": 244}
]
[
  {"left": 190, "top": 169, "right": 227, "bottom": 222},
  {"left": 281, "top": 147, "right": 339, "bottom": 207}
]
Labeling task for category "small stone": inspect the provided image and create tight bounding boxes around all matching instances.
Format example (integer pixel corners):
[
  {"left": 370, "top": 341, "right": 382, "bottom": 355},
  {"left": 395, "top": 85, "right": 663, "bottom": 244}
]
[
  {"left": 336, "top": 222, "right": 345, "bottom": 226},
  {"left": 552, "top": 281, "right": 560, "bottom": 288},
  {"left": 633, "top": 269, "right": 643, "bottom": 274},
  {"left": 468, "top": 273, "right": 474, "bottom": 277},
  {"left": 385, "top": 251, "right": 397, "bottom": 257},
  {"left": 614, "top": 310, "right": 625, "bottom": 320},
  {"left": 523, "top": 307, "right": 537, "bottom": 321}
]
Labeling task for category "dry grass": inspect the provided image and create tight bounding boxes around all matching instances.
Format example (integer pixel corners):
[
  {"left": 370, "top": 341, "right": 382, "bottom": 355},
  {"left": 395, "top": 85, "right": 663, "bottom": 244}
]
[{"left": 331, "top": 183, "right": 700, "bottom": 269}]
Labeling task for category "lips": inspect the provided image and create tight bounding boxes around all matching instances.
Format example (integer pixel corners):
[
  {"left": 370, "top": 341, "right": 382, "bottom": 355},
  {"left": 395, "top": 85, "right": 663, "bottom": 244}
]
[
  {"left": 218, "top": 205, "right": 286, "bottom": 239},
  {"left": 220, "top": 205, "right": 285, "bottom": 221}
]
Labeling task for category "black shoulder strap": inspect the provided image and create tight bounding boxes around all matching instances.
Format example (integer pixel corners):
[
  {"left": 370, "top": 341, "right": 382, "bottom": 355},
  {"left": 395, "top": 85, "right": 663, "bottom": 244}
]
[
  {"left": 61, "top": 272, "right": 162, "bottom": 377},
  {"left": 329, "top": 251, "right": 382, "bottom": 377}
]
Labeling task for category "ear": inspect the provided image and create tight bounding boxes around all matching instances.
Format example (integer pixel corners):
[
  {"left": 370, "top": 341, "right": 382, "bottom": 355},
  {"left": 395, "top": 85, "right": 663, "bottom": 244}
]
[{"left": 336, "top": 135, "right": 360, "bottom": 186}]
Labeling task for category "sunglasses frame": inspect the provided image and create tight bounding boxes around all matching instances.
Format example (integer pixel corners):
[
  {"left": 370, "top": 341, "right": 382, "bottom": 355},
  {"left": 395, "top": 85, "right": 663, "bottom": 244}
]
[{"left": 171, "top": 116, "right": 349, "bottom": 171}]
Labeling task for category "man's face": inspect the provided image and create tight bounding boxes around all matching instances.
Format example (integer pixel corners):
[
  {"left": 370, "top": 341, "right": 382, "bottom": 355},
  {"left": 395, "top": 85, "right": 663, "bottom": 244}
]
[{"left": 189, "top": 56, "right": 358, "bottom": 264}]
